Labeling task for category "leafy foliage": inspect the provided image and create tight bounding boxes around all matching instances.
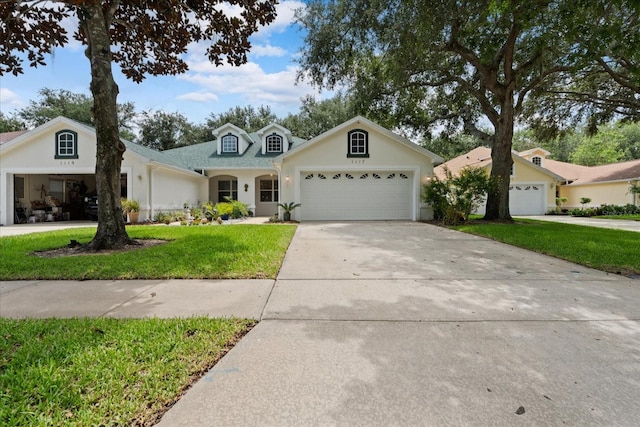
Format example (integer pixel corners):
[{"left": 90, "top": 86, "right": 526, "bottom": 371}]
[
  {"left": 296, "top": 0, "right": 640, "bottom": 219},
  {"left": 424, "top": 167, "right": 493, "bottom": 225},
  {"left": 0, "top": 0, "right": 277, "bottom": 250},
  {"left": 137, "top": 110, "right": 207, "bottom": 150},
  {"left": 205, "top": 105, "right": 278, "bottom": 134}
]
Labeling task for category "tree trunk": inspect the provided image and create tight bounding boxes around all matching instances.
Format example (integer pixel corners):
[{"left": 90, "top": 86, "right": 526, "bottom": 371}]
[
  {"left": 484, "top": 101, "right": 515, "bottom": 221},
  {"left": 81, "top": 4, "right": 133, "bottom": 250}
]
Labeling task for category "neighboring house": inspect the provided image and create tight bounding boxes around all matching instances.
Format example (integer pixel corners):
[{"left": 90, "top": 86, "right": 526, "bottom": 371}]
[
  {"left": 519, "top": 150, "right": 640, "bottom": 209},
  {"left": 0, "top": 116, "right": 443, "bottom": 225},
  {"left": 436, "top": 146, "right": 640, "bottom": 215},
  {"left": 436, "top": 146, "right": 563, "bottom": 215}
]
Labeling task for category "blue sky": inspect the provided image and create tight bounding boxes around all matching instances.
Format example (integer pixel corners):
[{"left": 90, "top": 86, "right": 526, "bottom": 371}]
[{"left": 0, "top": 1, "right": 325, "bottom": 124}]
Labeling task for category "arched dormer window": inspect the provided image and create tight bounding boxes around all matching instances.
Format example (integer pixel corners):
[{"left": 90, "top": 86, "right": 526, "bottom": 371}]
[
  {"left": 266, "top": 133, "right": 283, "bottom": 152},
  {"left": 55, "top": 130, "right": 78, "bottom": 159},
  {"left": 221, "top": 133, "right": 238, "bottom": 153},
  {"left": 347, "top": 129, "right": 369, "bottom": 158},
  {"left": 532, "top": 156, "right": 542, "bottom": 166}
]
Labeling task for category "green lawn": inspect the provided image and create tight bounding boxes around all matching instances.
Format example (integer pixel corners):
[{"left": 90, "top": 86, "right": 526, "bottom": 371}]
[
  {"left": 0, "top": 225, "right": 296, "bottom": 280},
  {"left": 0, "top": 317, "right": 254, "bottom": 427},
  {"left": 453, "top": 219, "right": 640, "bottom": 276},
  {"left": 593, "top": 214, "right": 640, "bottom": 221}
]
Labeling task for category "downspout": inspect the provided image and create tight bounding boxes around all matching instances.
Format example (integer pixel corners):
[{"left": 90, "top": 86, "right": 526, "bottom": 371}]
[
  {"left": 273, "top": 161, "right": 282, "bottom": 219},
  {"left": 148, "top": 163, "right": 159, "bottom": 220}
]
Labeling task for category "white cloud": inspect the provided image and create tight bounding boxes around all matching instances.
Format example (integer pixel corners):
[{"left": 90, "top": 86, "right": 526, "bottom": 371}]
[
  {"left": 250, "top": 44, "right": 287, "bottom": 58},
  {"left": 178, "top": 61, "right": 317, "bottom": 107},
  {"left": 176, "top": 92, "right": 219, "bottom": 102},
  {"left": 256, "top": 1, "right": 305, "bottom": 38},
  {"left": 0, "top": 88, "right": 25, "bottom": 110}
]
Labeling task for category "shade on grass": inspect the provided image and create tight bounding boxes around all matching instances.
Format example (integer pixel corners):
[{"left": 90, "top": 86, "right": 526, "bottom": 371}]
[
  {"left": 0, "top": 225, "right": 296, "bottom": 280},
  {"left": 453, "top": 219, "right": 640, "bottom": 276},
  {"left": 0, "top": 317, "right": 254, "bottom": 426}
]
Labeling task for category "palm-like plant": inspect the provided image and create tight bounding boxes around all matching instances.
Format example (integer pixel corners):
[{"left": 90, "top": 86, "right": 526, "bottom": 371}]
[{"left": 278, "top": 202, "right": 301, "bottom": 221}]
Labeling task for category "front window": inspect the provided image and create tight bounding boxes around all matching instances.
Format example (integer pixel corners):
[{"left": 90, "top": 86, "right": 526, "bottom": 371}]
[
  {"left": 221, "top": 134, "right": 238, "bottom": 153},
  {"left": 259, "top": 178, "right": 279, "bottom": 202},
  {"left": 218, "top": 179, "right": 238, "bottom": 202},
  {"left": 266, "top": 133, "right": 282, "bottom": 152},
  {"left": 55, "top": 130, "right": 78, "bottom": 159},
  {"left": 347, "top": 129, "right": 369, "bottom": 157}
]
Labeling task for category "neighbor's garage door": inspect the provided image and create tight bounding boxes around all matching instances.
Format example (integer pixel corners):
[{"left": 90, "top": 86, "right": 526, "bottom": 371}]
[
  {"left": 300, "top": 171, "right": 413, "bottom": 220},
  {"left": 509, "top": 184, "right": 545, "bottom": 215}
]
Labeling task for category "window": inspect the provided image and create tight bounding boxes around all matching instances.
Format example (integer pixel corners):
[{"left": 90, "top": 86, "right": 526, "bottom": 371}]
[
  {"left": 218, "top": 179, "right": 238, "bottom": 202},
  {"left": 259, "top": 179, "right": 279, "bottom": 202},
  {"left": 347, "top": 129, "right": 369, "bottom": 157},
  {"left": 221, "top": 133, "right": 238, "bottom": 153},
  {"left": 532, "top": 156, "right": 542, "bottom": 166},
  {"left": 266, "top": 133, "right": 282, "bottom": 152},
  {"left": 55, "top": 130, "right": 78, "bottom": 159}
]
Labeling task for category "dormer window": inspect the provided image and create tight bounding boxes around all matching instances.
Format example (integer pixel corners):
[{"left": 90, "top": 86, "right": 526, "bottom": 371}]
[
  {"left": 532, "top": 156, "right": 542, "bottom": 166},
  {"left": 347, "top": 129, "right": 369, "bottom": 158},
  {"left": 55, "top": 130, "right": 78, "bottom": 159},
  {"left": 221, "top": 133, "right": 238, "bottom": 153},
  {"left": 266, "top": 133, "right": 282, "bottom": 153}
]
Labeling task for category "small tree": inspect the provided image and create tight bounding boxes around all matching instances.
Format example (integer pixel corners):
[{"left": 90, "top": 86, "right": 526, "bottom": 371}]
[
  {"left": 425, "top": 167, "right": 493, "bottom": 225},
  {"left": 580, "top": 197, "right": 592, "bottom": 209}
]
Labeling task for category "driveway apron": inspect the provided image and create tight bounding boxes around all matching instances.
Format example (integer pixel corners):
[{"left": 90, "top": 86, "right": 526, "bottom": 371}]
[{"left": 158, "top": 222, "right": 640, "bottom": 426}]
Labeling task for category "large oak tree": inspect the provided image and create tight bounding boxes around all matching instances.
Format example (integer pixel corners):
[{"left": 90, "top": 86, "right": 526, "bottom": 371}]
[
  {"left": 1, "top": 0, "right": 276, "bottom": 249},
  {"left": 297, "top": 0, "right": 639, "bottom": 220}
]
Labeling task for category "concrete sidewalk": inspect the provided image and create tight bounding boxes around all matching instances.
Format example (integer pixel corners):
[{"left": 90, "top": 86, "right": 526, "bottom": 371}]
[{"left": 2, "top": 222, "right": 639, "bottom": 425}]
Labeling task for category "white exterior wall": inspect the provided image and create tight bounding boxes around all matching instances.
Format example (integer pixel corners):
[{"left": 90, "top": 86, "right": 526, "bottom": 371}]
[
  {"left": 147, "top": 166, "right": 207, "bottom": 217},
  {"left": 278, "top": 121, "right": 436, "bottom": 221}
]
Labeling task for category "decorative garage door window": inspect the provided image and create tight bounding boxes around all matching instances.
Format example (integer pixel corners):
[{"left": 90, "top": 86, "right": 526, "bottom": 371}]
[
  {"left": 304, "top": 172, "right": 410, "bottom": 181},
  {"left": 260, "top": 178, "right": 278, "bottom": 202},
  {"left": 509, "top": 185, "right": 539, "bottom": 191},
  {"left": 55, "top": 130, "right": 78, "bottom": 159}
]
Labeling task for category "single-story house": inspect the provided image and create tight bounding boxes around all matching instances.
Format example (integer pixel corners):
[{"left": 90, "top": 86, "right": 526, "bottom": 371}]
[
  {"left": 436, "top": 146, "right": 640, "bottom": 215},
  {"left": 0, "top": 115, "right": 444, "bottom": 225}
]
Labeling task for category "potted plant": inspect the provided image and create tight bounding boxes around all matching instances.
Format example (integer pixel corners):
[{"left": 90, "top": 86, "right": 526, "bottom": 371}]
[
  {"left": 122, "top": 198, "right": 140, "bottom": 223},
  {"left": 278, "top": 202, "right": 301, "bottom": 221}
]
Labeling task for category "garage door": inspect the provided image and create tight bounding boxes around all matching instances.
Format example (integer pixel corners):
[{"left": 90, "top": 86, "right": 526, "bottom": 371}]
[
  {"left": 508, "top": 184, "right": 545, "bottom": 215},
  {"left": 300, "top": 171, "right": 413, "bottom": 220},
  {"left": 476, "top": 183, "right": 546, "bottom": 215}
]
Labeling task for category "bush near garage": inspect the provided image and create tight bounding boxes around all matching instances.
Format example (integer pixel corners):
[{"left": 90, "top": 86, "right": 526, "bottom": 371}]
[{"left": 424, "top": 166, "right": 493, "bottom": 225}]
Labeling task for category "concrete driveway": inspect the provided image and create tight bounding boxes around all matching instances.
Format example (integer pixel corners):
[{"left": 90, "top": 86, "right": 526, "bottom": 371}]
[{"left": 159, "top": 222, "right": 640, "bottom": 426}]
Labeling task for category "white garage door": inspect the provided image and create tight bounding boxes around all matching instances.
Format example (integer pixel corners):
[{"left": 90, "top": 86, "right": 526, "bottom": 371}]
[
  {"left": 300, "top": 171, "right": 413, "bottom": 220},
  {"left": 476, "top": 183, "right": 546, "bottom": 215},
  {"left": 508, "top": 184, "right": 545, "bottom": 215}
]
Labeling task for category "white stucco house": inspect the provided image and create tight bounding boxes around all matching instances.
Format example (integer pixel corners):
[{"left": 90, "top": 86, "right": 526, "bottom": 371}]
[{"left": 0, "top": 116, "right": 444, "bottom": 225}]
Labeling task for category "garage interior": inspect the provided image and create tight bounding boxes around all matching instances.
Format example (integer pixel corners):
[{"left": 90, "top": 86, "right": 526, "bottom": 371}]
[{"left": 13, "top": 173, "right": 127, "bottom": 223}]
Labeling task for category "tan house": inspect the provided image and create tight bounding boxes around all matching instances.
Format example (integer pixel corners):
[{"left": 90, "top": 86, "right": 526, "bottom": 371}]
[
  {"left": 437, "top": 146, "right": 640, "bottom": 215},
  {"left": 0, "top": 116, "right": 443, "bottom": 225}
]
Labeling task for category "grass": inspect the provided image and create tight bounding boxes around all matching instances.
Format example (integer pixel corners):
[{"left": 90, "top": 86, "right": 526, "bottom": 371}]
[
  {"left": 0, "top": 225, "right": 296, "bottom": 280},
  {"left": 453, "top": 218, "right": 640, "bottom": 276},
  {"left": 593, "top": 214, "right": 640, "bottom": 220},
  {"left": 0, "top": 317, "right": 254, "bottom": 427}
]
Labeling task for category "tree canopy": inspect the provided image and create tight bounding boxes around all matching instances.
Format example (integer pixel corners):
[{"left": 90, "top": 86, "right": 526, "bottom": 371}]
[
  {"left": 297, "top": 0, "right": 640, "bottom": 219},
  {"left": 1, "top": 0, "right": 277, "bottom": 249}
]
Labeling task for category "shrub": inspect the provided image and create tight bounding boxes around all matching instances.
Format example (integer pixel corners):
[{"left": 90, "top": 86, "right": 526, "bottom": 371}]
[
  {"left": 424, "top": 166, "right": 493, "bottom": 225},
  {"left": 214, "top": 202, "right": 233, "bottom": 217}
]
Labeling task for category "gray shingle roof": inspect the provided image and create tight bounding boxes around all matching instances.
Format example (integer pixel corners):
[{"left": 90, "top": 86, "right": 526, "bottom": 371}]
[{"left": 164, "top": 132, "right": 307, "bottom": 170}]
